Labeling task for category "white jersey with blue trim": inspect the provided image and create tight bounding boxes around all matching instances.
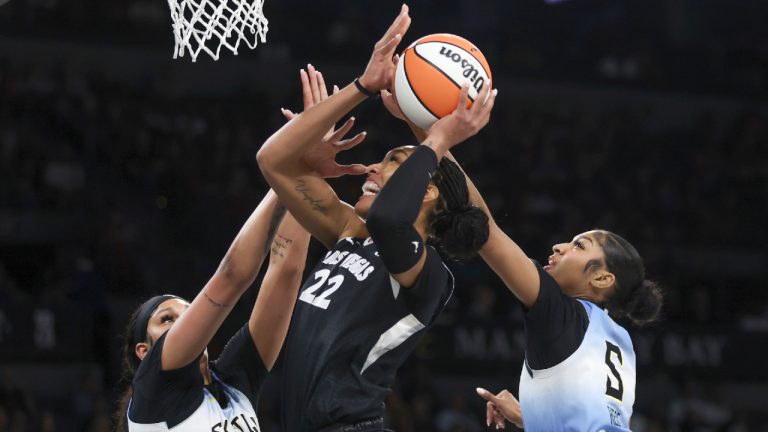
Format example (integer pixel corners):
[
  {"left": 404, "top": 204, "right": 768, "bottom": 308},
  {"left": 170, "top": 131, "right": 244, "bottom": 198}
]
[
  {"left": 519, "top": 299, "right": 636, "bottom": 432},
  {"left": 128, "top": 378, "right": 260, "bottom": 432}
]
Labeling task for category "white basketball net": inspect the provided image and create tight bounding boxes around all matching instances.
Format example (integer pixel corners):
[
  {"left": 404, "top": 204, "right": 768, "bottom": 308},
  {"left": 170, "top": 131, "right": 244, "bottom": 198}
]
[{"left": 167, "top": 0, "right": 268, "bottom": 62}]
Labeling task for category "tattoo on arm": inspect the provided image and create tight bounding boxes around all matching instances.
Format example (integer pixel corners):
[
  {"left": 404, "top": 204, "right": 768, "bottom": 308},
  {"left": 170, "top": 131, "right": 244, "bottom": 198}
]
[
  {"left": 295, "top": 180, "right": 329, "bottom": 215},
  {"left": 204, "top": 291, "right": 231, "bottom": 308},
  {"left": 270, "top": 234, "right": 294, "bottom": 258},
  {"left": 262, "top": 201, "right": 287, "bottom": 256}
]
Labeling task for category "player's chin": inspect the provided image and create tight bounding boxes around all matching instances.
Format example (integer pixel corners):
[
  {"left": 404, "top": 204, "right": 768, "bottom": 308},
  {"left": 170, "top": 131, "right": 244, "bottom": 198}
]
[{"left": 354, "top": 194, "right": 374, "bottom": 218}]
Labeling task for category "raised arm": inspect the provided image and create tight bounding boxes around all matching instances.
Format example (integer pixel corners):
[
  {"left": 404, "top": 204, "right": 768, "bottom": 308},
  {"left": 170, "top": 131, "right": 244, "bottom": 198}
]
[
  {"left": 381, "top": 81, "right": 540, "bottom": 307},
  {"left": 256, "top": 67, "right": 368, "bottom": 248},
  {"left": 248, "top": 211, "right": 310, "bottom": 370},
  {"left": 161, "top": 191, "right": 285, "bottom": 370},
  {"left": 447, "top": 152, "right": 540, "bottom": 308},
  {"left": 257, "top": 5, "right": 412, "bottom": 248},
  {"left": 368, "top": 83, "right": 497, "bottom": 288}
]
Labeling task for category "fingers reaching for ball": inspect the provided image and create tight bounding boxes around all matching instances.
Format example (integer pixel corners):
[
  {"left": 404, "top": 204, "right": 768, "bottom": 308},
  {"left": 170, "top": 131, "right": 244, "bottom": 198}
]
[
  {"left": 358, "top": 4, "right": 411, "bottom": 92},
  {"left": 424, "top": 80, "right": 498, "bottom": 156}
]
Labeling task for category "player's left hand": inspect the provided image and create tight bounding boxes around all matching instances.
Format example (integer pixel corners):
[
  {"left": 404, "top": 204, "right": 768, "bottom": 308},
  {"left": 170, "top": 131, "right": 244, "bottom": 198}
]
[
  {"left": 282, "top": 64, "right": 367, "bottom": 178},
  {"left": 358, "top": 4, "right": 411, "bottom": 92},
  {"left": 476, "top": 387, "right": 523, "bottom": 429}
]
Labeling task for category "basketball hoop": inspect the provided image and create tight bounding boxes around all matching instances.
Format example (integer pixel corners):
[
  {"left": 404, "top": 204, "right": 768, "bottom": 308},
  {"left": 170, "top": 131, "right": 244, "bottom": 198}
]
[{"left": 166, "top": 0, "right": 268, "bottom": 62}]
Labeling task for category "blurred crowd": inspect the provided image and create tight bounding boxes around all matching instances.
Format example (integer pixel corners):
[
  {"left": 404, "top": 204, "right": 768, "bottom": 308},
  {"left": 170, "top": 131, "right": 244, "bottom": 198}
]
[
  {"left": 1, "top": 0, "right": 767, "bottom": 95},
  {"left": 2, "top": 0, "right": 768, "bottom": 430},
  {"left": 1, "top": 54, "right": 766, "bottom": 431}
]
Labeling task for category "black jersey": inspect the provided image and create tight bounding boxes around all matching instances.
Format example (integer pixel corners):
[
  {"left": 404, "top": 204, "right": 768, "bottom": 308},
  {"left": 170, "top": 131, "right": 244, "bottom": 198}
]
[
  {"left": 523, "top": 264, "right": 589, "bottom": 370},
  {"left": 128, "top": 324, "right": 267, "bottom": 431},
  {"left": 280, "top": 236, "right": 454, "bottom": 431}
]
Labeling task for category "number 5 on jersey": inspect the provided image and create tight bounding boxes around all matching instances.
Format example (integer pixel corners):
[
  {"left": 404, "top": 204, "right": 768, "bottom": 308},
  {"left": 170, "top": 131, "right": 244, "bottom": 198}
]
[
  {"left": 604, "top": 340, "right": 624, "bottom": 401},
  {"left": 299, "top": 269, "right": 345, "bottom": 309}
]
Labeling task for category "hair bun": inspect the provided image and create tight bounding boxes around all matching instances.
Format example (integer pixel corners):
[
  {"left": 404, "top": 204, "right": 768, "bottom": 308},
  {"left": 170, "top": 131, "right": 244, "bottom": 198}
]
[
  {"left": 625, "top": 279, "right": 663, "bottom": 326},
  {"left": 431, "top": 206, "right": 489, "bottom": 261}
]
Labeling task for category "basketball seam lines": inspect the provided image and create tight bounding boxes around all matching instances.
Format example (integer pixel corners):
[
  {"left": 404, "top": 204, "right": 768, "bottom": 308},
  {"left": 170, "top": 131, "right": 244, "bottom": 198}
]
[
  {"left": 412, "top": 46, "right": 477, "bottom": 103},
  {"left": 403, "top": 52, "right": 442, "bottom": 120}
]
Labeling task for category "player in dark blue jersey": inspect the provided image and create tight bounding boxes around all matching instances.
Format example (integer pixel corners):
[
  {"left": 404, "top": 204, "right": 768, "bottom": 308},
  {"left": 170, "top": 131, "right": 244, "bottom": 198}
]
[
  {"left": 257, "top": 6, "right": 498, "bottom": 431},
  {"left": 114, "top": 192, "right": 310, "bottom": 432}
]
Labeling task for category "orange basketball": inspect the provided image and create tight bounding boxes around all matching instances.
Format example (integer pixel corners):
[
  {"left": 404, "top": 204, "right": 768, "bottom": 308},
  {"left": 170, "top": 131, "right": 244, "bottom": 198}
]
[{"left": 393, "top": 33, "right": 492, "bottom": 129}]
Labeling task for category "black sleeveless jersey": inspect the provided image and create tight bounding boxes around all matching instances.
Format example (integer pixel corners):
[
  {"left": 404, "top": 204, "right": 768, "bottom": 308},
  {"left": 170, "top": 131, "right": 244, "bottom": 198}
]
[{"left": 280, "top": 236, "right": 454, "bottom": 431}]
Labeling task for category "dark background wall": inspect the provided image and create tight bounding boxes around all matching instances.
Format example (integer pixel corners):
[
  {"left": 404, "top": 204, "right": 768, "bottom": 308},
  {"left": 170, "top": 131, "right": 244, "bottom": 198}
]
[{"left": 1, "top": 0, "right": 767, "bottom": 431}]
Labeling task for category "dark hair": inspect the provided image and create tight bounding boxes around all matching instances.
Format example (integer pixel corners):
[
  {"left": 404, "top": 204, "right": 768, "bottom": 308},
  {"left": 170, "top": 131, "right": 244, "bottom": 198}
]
[
  {"left": 113, "top": 296, "right": 182, "bottom": 432},
  {"left": 428, "top": 158, "right": 489, "bottom": 261},
  {"left": 591, "top": 230, "right": 663, "bottom": 326},
  {"left": 113, "top": 304, "right": 143, "bottom": 432}
]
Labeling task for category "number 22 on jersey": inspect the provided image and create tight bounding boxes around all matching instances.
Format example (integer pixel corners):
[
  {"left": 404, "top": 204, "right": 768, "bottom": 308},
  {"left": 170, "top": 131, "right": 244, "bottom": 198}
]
[{"left": 299, "top": 269, "right": 345, "bottom": 309}]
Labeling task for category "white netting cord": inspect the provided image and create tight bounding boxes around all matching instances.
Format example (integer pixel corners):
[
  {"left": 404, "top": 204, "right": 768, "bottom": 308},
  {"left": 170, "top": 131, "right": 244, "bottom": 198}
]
[{"left": 167, "top": 0, "right": 269, "bottom": 62}]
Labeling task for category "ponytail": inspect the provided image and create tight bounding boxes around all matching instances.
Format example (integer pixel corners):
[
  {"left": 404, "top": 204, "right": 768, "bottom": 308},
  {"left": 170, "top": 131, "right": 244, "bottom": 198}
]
[
  {"left": 113, "top": 305, "right": 142, "bottom": 432},
  {"left": 594, "top": 230, "right": 663, "bottom": 326},
  {"left": 430, "top": 206, "right": 489, "bottom": 261},
  {"left": 429, "top": 158, "right": 489, "bottom": 261}
]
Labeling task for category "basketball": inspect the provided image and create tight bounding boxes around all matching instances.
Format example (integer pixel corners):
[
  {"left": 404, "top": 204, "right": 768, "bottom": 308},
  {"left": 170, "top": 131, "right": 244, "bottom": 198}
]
[{"left": 394, "top": 33, "right": 492, "bottom": 130}]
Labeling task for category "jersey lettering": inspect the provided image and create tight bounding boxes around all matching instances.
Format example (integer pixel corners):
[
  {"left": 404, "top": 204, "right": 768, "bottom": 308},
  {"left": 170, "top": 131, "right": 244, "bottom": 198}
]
[
  {"left": 322, "top": 251, "right": 376, "bottom": 282},
  {"left": 356, "top": 265, "right": 375, "bottom": 281},
  {"left": 211, "top": 414, "right": 259, "bottom": 432},
  {"left": 340, "top": 254, "right": 362, "bottom": 269},
  {"left": 231, "top": 417, "right": 243, "bottom": 431},
  {"left": 605, "top": 340, "right": 624, "bottom": 401},
  {"left": 323, "top": 250, "right": 350, "bottom": 265}
]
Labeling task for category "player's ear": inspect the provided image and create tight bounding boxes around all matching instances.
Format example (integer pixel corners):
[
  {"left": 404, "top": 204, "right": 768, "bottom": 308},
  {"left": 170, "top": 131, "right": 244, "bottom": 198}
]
[
  {"left": 135, "top": 342, "right": 150, "bottom": 361},
  {"left": 423, "top": 183, "right": 439, "bottom": 205},
  {"left": 589, "top": 268, "right": 615, "bottom": 294}
]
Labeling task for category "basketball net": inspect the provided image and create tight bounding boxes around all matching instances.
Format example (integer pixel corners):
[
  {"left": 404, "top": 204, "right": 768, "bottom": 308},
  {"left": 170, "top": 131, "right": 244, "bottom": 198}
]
[{"left": 166, "top": 0, "right": 268, "bottom": 62}]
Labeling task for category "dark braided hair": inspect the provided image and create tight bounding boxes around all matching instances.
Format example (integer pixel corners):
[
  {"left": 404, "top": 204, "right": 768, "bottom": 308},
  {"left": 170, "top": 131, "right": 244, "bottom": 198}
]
[
  {"left": 428, "top": 158, "right": 489, "bottom": 261},
  {"left": 590, "top": 230, "right": 663, "bottom": 326}
]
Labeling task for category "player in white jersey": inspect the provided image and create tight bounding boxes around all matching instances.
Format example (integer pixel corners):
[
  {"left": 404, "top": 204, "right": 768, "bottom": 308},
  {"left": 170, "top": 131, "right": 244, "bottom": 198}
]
[
  {"left": 378, "top": 75, "right": 662, "bottom": 432},
  {"left": 113, "top": 191, "right": 309, "bottom": 432}
]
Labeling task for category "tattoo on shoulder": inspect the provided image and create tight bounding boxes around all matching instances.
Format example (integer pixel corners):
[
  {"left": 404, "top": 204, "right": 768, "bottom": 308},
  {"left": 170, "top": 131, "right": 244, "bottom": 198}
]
[
  {"left": 204, "top": 291, "right": 231, "bottom": 308},
  {"left": 295, "top": 180, "right": 329, "bottom": 215},
  {"left": 270, "top": 234, "right": 294, "bottom": 258}
]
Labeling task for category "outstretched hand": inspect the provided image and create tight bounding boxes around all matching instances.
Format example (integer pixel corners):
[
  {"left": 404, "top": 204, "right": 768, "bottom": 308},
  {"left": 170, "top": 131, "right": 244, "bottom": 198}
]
[
  {"left": 358, "top": 4, "right": 411, "bottom": 92},
  {"left": 476, "top": 387, "right": 523, "bottom": 430},
  {"left": 282, "top": 64, "right": 367, "bottom": 178}
]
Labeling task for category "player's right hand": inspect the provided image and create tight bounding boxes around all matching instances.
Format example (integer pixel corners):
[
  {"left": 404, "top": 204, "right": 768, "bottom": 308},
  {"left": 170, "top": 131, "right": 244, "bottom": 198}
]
[
  {"left": 476, "top": 387, "right": 523, "bottom": 429},
  {"left": 358, "top": 4, "right": 411, "bottom": 92},
  {"left": 425, "top": 82, "right": 497, "bottom": 154},
  {"left": 282, "top": 64, "right": 367, "bottom": 178}
]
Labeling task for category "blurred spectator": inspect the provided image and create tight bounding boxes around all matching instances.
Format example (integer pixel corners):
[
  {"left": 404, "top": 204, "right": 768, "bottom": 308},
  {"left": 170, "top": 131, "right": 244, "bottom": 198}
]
[{"left": 1, "top": 1, "right": 767, "bottom": 425}]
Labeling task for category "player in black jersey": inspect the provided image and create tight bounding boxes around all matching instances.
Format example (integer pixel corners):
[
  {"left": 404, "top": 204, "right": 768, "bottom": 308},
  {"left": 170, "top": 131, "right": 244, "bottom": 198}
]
[
  {"left": 257, "top": 6, "right": 498, "bottom": 431},
  {"left": 380, "top": 76, "right": 663, "bottom": 431},
  {"left": 114, "top": 191, "right": 310, "bottom": 432}
]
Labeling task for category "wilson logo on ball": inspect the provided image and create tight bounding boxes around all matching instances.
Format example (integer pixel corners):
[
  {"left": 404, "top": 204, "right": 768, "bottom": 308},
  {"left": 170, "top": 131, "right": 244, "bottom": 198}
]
[
  {"left": 394, "top": 34, "right": 492, "bottom": 130},
  {"left": 437, "top": 46, "right": 487, "bottom": 91}
]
